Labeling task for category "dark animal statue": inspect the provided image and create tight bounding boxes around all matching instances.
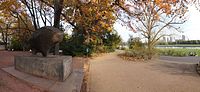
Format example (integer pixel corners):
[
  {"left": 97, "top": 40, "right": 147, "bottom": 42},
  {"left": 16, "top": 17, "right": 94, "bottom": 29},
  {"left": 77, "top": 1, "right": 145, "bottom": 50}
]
[{"left": 29, "top": 26, "right": 64, "bottom": 57}]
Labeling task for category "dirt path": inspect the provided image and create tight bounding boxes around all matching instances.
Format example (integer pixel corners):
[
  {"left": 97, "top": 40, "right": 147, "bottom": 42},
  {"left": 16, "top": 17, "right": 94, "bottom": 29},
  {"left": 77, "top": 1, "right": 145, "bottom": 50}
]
[{"left": 89, "top": 52, "right": 200, "bottom": 92}]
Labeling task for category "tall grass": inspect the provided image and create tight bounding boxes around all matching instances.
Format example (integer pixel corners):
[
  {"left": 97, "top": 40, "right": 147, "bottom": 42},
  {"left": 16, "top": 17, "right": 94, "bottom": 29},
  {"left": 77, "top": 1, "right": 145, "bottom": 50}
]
[{"left": 158, "top": 48, "right": 200, "bottom": 57}]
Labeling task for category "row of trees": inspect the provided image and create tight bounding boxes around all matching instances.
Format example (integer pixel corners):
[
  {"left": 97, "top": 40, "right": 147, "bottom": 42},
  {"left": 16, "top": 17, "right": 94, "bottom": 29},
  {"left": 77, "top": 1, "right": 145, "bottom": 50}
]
[
  {"left": 0, "top": 0, "right": 123, "bottom": 56},
  {"left": 158, "top": 40, "right": 200, "bottom": 45},
  {"left": 0, "top": 0, "right": 197, "bottom": 59}
]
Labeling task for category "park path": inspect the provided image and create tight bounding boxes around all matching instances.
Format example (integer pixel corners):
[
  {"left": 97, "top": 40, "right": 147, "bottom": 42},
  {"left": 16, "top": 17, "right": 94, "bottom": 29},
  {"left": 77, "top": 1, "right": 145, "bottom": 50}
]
[{"left": 89, "top": 51, "right": 200, "bottom": 92}]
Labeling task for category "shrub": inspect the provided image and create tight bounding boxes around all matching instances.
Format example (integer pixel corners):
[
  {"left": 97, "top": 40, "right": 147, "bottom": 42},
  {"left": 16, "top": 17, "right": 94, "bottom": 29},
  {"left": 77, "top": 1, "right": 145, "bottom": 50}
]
[
  {"left": 118, "top": 47, "right": 150, "bottom": 61},
  {"left": 10, "top": 38, "right": 23, "bottom": 51},
  {"left": 128, "top": 37, "right": 144, "bottom": 50},
  {"left": 60, "top": 41, "right": 93, "bottom": 57},
  {"left": 0, "top": 41, "right": 4, "bottom": 45},
  {"left": 103, "top": 46, "right": 115, "bottom": 53},
  {"left": 158, "top": 48, "right": 200, "bottom": 57}
]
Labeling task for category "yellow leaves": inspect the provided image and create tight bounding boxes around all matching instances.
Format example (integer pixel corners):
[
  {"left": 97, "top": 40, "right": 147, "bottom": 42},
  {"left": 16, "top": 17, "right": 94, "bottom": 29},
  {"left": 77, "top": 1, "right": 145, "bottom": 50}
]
[
  {"left": 155, "top": 0, "right": 161, "bottom": 5},
  {"left": 0, "top": 0, "right": 20, "bottom": 11},
  {"left": 154, "top": 13, "right": 160, "bottom": 20},
  {"left": 64, "top": 0, "right": 76, "bottom": 6},
  {"left": 81, "top": 7, "right": 89, "bottom": 14},
  {"left": 107, "top": 27, "right": 112, "bottom": 32},
  {"left": 0, "top": 19, "right": 3, "bottom": 24},
  {"left": 160, "top": 4, "right": 171, "bottom": 14},
  {"left": 169, "top": 0, "right": 177, "bottom": 3},
  {"left": 21, "top": 12, "right": 28, "bottom": 17},
  {"left": 88, "top": 7, "right": 93, "bottom": 12},
  {"left": 91, "top": 0, "right": 98, "bottom": 3}
]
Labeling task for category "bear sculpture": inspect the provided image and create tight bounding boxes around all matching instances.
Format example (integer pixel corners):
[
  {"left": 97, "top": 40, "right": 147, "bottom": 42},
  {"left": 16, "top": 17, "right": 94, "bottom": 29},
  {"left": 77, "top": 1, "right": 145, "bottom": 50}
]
[{"left": 29, "top": 26, "right": 63, "bottom": 57}]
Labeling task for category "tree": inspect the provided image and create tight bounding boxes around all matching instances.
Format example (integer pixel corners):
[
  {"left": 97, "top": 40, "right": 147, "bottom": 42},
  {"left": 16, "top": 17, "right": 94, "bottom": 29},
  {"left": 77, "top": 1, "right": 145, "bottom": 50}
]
[
  {"left": 193, "top": 0, "right": 200, "bottom": 10},
  {"left": 102, "top": 30, "right": 122, "bottom": 49},
  {"left": 20, "top": 0, "right": 64, "bottom": 54},
  {"left": 0, "top": 0, "right": 32, "bottom": 50},
  {"left": 20, "top": 0, "right": 118, "bottom": 54},
  {"left": 53, "top": 0, "right": 64, "bottom": 55},
  {"left": 58, "top": 0, "right": 119, "bottom": 55},
  {"left": 0, "top": 0, "right": 124, "bottom": 54},
  {"left": 118, "top": 0, "right": 188, "bottom": 59}
]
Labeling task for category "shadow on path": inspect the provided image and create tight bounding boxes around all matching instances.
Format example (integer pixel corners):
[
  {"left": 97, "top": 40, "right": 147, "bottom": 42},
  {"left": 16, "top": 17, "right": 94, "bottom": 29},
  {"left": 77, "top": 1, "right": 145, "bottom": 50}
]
[{"left": 149, "top": 61, "right": 198, "bottom": 77}]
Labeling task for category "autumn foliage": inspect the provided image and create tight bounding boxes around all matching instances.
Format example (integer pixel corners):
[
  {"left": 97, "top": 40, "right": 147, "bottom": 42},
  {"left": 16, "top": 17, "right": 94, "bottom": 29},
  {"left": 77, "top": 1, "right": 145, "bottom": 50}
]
[
  {"left": 0, "top": 0, "right": 191, "bottom": 57},
  {"left": 117, "top": 0, "right": 188, "bottom": 59},
  {"left": 0, "top": 0, "right": 123, "bottom": 55}
]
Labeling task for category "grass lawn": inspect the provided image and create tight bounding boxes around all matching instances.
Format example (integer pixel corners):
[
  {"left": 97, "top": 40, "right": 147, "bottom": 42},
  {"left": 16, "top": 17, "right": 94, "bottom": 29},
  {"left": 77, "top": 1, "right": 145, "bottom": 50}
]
[
  {"left": 157, "top": 44, "right": 200, "bottom": 47},
  {"left": 158, "top": 48, "right": 200, "bottom": 57}
]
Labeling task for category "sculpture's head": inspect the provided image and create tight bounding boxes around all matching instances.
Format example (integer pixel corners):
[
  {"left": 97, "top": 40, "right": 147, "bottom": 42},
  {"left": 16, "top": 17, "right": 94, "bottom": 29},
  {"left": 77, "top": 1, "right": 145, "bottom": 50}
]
[{"left": 52, "top": 31, "right": 64, "bottom": 44}]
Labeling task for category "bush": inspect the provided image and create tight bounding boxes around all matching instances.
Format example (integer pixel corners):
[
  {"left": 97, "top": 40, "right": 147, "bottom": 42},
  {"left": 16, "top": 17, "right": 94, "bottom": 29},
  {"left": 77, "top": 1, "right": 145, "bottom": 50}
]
[
  {"left": 10, "top": 38, "right": 23, "bottom": 51},
  {"left": 60, "top": 30, "right": 121, "bottom": 56},
  {"left": 128, "top": 37, "right": 144, "bottom": 50},
  {"left": 118, "top": 47, "right": 151, "bottom": 61},
  {"left": 103, "top": 46, "right": 115, "bottom": 53},
  {"left": 0, "top": 41, "right": 4, "bottom": 45},
  {"left": 158, "top": 48, "right": 200, "bottom": 57},
  {"left": 60, "top": 40, "right": 93, "bottom": 57}
]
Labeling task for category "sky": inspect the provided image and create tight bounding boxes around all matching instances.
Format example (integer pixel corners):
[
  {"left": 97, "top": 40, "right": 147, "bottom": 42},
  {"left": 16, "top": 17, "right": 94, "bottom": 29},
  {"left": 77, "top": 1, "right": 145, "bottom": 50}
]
[
  {"left": 182, "top": 5, "right": 200, "bottom": 40},
  {"left": 114, "top": 5, "right": 200, "bottom": 42}
]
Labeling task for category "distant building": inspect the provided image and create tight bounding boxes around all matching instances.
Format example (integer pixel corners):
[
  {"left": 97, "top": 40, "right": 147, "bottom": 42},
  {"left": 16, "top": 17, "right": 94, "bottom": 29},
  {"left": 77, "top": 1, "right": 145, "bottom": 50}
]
[
  {"left": 167, "top": 38, "right": 169, "bottom": 42},
  {"left": 162, "top": 37, "right": 166, "bottom": 42},
  {"left": 159, "top": 34, "right": 188, "bottom": 43},
  {"left": 170, "top": 36, "right": 173, "bottom": 42},
  {"left": 182, "top": 35, "right": 186, "bottom": 41}
]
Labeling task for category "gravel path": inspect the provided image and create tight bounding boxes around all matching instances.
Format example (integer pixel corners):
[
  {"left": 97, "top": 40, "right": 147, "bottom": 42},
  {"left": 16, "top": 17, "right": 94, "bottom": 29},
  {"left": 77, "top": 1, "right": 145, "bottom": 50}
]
[{"left": 89, "top": 52, "right": 200, "bottom": 92}]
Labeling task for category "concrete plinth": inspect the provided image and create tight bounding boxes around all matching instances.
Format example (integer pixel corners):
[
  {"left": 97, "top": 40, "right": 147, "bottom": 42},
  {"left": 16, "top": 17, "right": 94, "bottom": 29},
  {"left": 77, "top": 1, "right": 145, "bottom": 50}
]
[{"left": 14, "top": 55, "right": 72, "bottom": 81}]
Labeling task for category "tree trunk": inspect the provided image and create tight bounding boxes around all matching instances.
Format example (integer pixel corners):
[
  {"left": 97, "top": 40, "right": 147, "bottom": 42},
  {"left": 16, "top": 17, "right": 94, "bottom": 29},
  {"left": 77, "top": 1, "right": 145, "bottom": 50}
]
[
  {"left": 5, "top": 31, "right": 8, "bottom": 50},
  {"left": 147, "top": 38, "right": 152, "bottom": 59},
  {"left": 53, "top": 0, "right": 64, "bottom": 55}
]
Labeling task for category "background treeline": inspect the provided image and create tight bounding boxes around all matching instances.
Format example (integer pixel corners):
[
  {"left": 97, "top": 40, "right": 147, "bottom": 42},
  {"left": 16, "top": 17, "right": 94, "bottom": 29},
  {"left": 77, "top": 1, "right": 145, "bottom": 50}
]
[{"left": 158, "top": 40, "right": 200, "bottom": 45}]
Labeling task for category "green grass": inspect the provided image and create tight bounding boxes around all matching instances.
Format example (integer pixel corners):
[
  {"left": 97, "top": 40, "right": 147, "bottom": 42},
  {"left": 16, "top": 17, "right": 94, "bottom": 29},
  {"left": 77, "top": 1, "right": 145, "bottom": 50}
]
[
  {"left": 157, "top": 44, "right": 200, "bottom": 47},
  {"left": 158, "top": 48, "right": 200, "bottom": 57}
]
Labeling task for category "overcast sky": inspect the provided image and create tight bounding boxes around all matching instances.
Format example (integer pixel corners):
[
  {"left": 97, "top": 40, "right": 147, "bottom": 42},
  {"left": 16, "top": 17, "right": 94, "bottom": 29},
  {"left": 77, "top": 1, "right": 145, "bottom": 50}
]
[
  {"left": 182, "top": 5, "right": 200, "bottom": 40},
  {"left": 114, "top": 5, "right": 200, "bottom": 42}
]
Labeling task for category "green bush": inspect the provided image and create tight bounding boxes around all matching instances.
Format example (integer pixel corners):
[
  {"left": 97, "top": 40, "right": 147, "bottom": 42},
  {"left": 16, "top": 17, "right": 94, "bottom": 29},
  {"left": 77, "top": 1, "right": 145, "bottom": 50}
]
[
  {"left": 0, "top": 41, "right": 4, "bottom": 45},
  {"left": 60, "top": 30, "right": 121, "bottom": 56},
  {"left": 60, "top": 40, "right": 92, "bottom": 57},
  {"left": 128, "top": 37, "right": 144, "bottom": 50},
  {"left": 10, "top": 38, "right": 23, "bottom": 51},
  {"left": 121, "top": 48, "right": 149, "bottom": 60},
  {"left": 158, "top": 48, "right": 200, "bottom": 57},
  {"left": 103, "top": 46, "right": 115, "bottom": 53}
]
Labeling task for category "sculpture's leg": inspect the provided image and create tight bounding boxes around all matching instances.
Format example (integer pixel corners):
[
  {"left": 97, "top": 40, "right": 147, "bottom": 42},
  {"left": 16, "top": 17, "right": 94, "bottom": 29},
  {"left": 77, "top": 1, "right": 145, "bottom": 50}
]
[
  {"left": 41, "top": 48, "right": 49, "bottom": 57},
  {"left": 41, "top": 51, "right": 47, "bottom": 57},
  {"left": 32, "top": 49, "right": 37, "bottom": 55}
]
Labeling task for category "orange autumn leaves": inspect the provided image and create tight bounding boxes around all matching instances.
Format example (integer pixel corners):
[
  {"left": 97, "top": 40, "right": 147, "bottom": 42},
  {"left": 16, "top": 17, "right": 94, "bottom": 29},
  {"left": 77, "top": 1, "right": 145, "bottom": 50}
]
[
  {"left": 156, "top": 0, "right": 176, "bottom": 15},
  {"left": 74, "top": 1, "right": 115, "bottom": 33},
  {"left": 0, "top": 0, "right": 28, "bottom": 25}
]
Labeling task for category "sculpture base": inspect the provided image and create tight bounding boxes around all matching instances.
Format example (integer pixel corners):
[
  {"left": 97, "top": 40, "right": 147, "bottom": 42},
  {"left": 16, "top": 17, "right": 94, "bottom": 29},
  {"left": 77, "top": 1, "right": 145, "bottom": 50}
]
[{"left": 14, "top": 55, "right": 72, "bottom": 82}]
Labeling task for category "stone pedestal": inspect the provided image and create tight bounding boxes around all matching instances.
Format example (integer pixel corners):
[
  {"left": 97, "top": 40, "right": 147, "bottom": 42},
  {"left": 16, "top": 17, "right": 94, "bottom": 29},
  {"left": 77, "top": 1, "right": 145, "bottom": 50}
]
[{"left": 14, "top": 55, "right": 72, "bottom": 82}]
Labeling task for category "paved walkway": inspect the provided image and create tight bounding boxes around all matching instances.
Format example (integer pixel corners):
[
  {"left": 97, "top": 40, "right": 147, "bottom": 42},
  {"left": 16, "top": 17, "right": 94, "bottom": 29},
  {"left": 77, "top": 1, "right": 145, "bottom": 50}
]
[
  {"left": 159, "top": 56, "right": 200, "bottom": 64},
  {"left": 89, "top": 52, "right": 200, "bottom": 92}
]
